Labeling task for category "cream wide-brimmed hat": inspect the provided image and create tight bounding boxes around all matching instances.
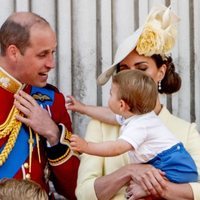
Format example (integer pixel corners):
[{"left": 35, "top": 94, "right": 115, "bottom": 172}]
[{"left": 97, "top": 5, "right": 180, "bottom": 85}]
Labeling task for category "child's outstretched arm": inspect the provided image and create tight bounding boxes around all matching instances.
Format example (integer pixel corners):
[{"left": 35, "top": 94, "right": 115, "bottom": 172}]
[
  {"left": 70, "top": 135, "right": 132, "bottom": 157},
  {"left": 66, "top": 95, "right": 117, "bottom": 125}
]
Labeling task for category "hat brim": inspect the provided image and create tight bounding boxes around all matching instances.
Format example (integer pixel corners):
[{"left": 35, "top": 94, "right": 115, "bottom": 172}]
[
  {"left": 97, "top": 27, "right": 143, "bottom": 85},
  {"left": 97, "top": 5, "right": 178, "bottom": 86}
]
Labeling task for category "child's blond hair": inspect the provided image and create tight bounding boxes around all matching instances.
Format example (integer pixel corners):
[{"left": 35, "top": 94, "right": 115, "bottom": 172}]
[
  {"left": 0, "top": 178, "right": 48, "bottom": 200},
  {"left": 112, "top": 70, "right": 158, "bottom": 114}
]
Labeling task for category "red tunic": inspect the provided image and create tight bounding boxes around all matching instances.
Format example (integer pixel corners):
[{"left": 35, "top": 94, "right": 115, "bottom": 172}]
[{"left": 0, "top": 78, "right": 79, "bottom": 200}]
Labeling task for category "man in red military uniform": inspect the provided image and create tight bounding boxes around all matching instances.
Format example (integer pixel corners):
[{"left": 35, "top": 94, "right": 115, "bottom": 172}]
[{"left": 0, "top": 12, "right": 79, "bottom": 199}]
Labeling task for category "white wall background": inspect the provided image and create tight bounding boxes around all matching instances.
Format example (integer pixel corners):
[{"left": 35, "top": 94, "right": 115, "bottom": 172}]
[{"left": 0, "top": 0, "right": 199, "bottom": 137}]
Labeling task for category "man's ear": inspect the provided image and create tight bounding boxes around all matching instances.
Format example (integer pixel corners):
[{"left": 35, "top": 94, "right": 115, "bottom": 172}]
[{"left": 6, "top": 45, "right": 21, "bottom": 61}]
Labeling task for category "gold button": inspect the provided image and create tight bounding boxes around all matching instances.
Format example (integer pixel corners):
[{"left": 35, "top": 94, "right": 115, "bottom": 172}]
[
  {"left": 23, "top": 163, "right": 29, "bottom": 169},
  {"left": 25, "top": 173, "right": 31, "bottom": 179}
]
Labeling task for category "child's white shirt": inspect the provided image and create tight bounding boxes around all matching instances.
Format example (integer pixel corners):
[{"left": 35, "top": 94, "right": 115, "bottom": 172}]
[{"left": 116, "top": 111, "right": 179, "bottom": 163}]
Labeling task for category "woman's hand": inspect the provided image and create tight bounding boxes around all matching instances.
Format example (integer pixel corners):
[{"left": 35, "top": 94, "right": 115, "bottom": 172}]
[
  {"left": 125, "top": 180, "right": 148, "bottom": 200},
  {"left": 127, "top": 164, "right": 167, "bottom": 197}
]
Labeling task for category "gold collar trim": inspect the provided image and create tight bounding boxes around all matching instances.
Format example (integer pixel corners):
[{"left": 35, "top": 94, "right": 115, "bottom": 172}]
[{"left": 0, "top": 67, "right": 23, "bottom": 93}]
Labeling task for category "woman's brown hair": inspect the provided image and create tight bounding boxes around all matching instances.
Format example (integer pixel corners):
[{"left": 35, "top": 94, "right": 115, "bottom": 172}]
[{"left": 151, "top": 55, "right": 182, "bottom": 94}]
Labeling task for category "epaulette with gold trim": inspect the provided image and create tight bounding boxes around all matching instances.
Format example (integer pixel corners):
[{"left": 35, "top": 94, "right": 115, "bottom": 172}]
[
  {"left": 0, "top": 67, "right": 23, "bottom": 93},
  {"left": 0, "top": 67, "right": 24, "bottom": 167}
]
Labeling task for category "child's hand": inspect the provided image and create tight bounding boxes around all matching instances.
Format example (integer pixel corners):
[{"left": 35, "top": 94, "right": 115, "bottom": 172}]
[
  {"left": 65, "top": 95, "right": 86, "bottom": 114},
  {"left": 70, "top": 134, "right": 88, "bottom": 153}
]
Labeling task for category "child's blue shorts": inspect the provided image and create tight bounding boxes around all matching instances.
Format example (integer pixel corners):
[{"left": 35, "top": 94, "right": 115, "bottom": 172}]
[{"left": 147, "top": 143, "right": 198, "bottom": 183}]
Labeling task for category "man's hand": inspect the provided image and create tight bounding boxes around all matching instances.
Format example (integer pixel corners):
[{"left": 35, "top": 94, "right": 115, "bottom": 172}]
[{"left": 14, "top": 90, "right": 59, "bottom": 146}]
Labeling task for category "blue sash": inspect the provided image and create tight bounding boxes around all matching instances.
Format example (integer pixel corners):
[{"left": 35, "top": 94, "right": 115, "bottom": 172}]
[
  {"left": 0, "top": 86, "right": 54, "bottom": 178},
  {"left": 0, "top": 125, "right": 29, "bottom": 178}
]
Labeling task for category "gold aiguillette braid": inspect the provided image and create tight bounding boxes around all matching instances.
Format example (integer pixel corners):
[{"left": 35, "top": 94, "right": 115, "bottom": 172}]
[
  {"left": 0, "top": 106, "right": 16, "bottom": 137},
  {"left": 0, "top": 106, "right": 22, "bottom": 166}
]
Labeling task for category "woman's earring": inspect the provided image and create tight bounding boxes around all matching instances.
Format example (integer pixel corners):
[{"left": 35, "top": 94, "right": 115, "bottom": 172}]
[{"left": 158, "top": 80, "right": 162, "bottom": 91}]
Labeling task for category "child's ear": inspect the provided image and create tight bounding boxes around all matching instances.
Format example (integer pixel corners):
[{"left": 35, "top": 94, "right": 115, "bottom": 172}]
[{"left": 120, "top": 99, "right": 130, "bottom": 112}]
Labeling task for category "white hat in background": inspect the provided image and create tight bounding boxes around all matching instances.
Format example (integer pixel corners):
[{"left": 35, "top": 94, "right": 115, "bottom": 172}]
[{"left": 97, "top": 5, "right": 180, "bottom": 85}]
